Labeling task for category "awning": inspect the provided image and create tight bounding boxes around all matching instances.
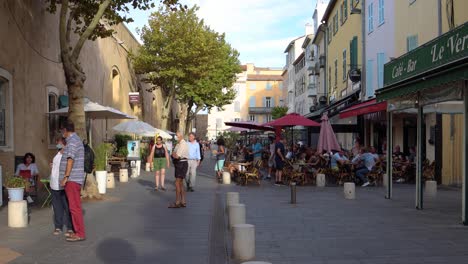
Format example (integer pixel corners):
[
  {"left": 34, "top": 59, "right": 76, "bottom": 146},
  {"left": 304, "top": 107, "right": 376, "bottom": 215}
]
[{"left": 339, "top": 99, "right": 387, "bottom": 119}]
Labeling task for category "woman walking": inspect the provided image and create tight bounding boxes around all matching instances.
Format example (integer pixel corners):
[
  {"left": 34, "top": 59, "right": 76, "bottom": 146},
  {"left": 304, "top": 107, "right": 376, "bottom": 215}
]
[
  {"left": 215, "top": 138, "right": 226, "bottom": 183},
  {"left": 149, "top": 136, "right": 170, "bottom": 191},
  {"left": 50, "top": 137, "right": 74, "bottom": 237}
]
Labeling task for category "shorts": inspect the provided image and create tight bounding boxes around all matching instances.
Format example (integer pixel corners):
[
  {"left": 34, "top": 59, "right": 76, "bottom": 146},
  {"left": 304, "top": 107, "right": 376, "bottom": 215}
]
[
  {"left": 275, "top": 160, "right": 284, "bottom": 170},
  {"left": 153, "top": 158, "right": 166, "bottom": 171},
  {"left": 268, "top": 159, "right": 276, "bottom": 168},
  {"left": 174, "top": 160, "right": 188, "bottom": 179},
  {"left": 215, "top": 159, "right": 225, "bottom": 171}
]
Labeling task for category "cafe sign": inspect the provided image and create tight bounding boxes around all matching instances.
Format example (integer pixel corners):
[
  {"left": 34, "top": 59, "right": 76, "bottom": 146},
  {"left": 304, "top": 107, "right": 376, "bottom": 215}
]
[
  {"left": 384, "top": 22, "right": 468, "bottom": 87},
  {"left": 129, "top": 92, "right": 140, "bottom": 104}
]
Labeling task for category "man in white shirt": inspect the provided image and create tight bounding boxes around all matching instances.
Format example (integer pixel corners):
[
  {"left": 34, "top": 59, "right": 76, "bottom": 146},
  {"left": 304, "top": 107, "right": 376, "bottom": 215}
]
[{"left": 169, "top": 132, "right": 189, "bottom": 208}]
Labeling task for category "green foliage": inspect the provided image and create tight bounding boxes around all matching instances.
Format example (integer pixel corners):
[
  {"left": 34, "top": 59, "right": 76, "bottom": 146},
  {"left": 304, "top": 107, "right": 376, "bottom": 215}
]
[
  {"left": 114, "top": 134, "right": 132, "bottom": 151},
  {"left": 3, "top": 175, "right": 30, "bottom": 189},
  {"left": 218, "top": 132, "right": 239, "bottom": 151},
  {"left": 94, "top": 143, "right": 114, "bottom": 171},
  {"left": 271, "top": 106, "right": 289, "bottom": 120},
  {"left": 117, "top": 146, "right": 129, "bottom": 157},
  {"left": 132, "top": 5, "right": 241, "bottom": 120}
]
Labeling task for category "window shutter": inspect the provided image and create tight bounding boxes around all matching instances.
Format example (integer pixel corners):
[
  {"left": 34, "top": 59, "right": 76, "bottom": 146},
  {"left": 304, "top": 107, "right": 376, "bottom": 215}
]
[
  {"left": 271, "top": 97, "right": 275, "bottom": 107},
  {"left": 366, "top": 59, "right": 374, "bottom": 97},
  {"left": 263, "top": 97, "right": 266, "bottom": 107},
  {"left": 377, "top": 53, "right": 385, "bottom": 89}
]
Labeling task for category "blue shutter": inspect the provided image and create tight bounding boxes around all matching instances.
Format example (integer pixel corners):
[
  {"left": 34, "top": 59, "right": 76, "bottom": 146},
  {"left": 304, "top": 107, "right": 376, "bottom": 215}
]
[
  {"left": 249, "top": 96, "right": 256, "bottom": 107},
  {"left": 379, "top": 0, "right": 384, "bottom": 24},
  {"left": 262, "top": 97, "right": 266, "bottom": 107},
  {"left": 377, "top": 53, "right": 385, "bottom": 89}
]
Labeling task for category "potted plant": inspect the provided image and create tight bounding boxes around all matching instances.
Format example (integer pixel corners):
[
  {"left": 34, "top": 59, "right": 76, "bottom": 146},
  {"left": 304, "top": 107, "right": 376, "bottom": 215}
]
[
  {"left": 94, "top": 143, "right": 113, "bottom": 194},
  {"left": 3, "top": 175, "right": 30, "bottom": 201}
]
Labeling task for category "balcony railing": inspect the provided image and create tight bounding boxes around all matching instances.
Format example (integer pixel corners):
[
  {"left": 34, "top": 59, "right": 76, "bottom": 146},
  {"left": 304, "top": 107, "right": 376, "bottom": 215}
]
[{"left": 249, "top": 107, "right": 273, "bottom": 114}]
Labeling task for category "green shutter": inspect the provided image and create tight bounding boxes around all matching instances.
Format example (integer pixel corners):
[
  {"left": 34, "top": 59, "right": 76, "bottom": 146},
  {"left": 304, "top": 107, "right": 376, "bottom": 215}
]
[{"left": 350, "top": 36, "right": 358, "bottom": 69}]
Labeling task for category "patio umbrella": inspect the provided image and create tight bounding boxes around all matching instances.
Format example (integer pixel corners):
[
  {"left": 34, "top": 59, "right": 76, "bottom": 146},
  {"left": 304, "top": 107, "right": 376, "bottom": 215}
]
[
  {"left": 225, "top": 126, "right": 250, "bottom": 132},
  {"left": 317, "top": 114, "right": 341, "bottom": 153},
  {"left": 112, "top": 120, "right": 171, "bottom": 138},
  {"left": 224, "top": 121, "right": 274, "bottom": 131},
  {"left": 263, "top": 113, "right": 320, "bottom": 143}
]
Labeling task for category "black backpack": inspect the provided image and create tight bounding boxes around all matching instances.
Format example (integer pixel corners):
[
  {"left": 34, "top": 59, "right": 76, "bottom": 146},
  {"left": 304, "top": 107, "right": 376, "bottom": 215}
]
[{"left": 84, "top": 143, "right": 95, "bottom": 173}]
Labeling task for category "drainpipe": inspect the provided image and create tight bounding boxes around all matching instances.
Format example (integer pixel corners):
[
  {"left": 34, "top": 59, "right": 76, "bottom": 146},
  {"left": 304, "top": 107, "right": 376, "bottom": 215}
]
[
  {"left": 361, "top": 0, "right": 366, "bottom": 101},
  {"left": 437, "top": 0, "right": 442, "bottom": 36},
  {"left": 323, "top": 23, "right": 328, "bottom": 103}
]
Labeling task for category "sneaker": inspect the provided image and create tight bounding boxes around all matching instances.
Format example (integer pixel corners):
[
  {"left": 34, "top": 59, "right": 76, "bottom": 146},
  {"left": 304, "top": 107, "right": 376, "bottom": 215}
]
[{"left": 362, "top": 182, "right": 370, "bottom": 187}]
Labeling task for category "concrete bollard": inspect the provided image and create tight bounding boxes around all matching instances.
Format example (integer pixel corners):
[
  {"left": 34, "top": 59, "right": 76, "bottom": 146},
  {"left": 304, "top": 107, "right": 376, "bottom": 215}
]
[
  {"left": 425, "top": 180, "right": 437, "bottom": 197},
  {"left": 136, "top": 160, "right": 141, "bottom": 176},
  {"left": 344, "top": 182, "right": 356, "bottom": 200},
  {"left": 226, "top": 192, "right": 239, "bottom": 207},
  {"left": 223, "top": 171, "right": 231, "bottom": 184},
  {"left": 130, "top": 168, "right": 138, "bottom": 178},
  {"left": 119, "top": 169, "right": 129, "bottom": 183},
  {"left": 145, "top": 163, "right": 151, "bottom": 172},
  {"left": 316, "top": 173, "right": 326, "bottom": 187},
  {"left": 106, "top": 173, "right": 115, "bottom": 189},
  {"left": 228, "top": 203, "right": 246, "bottom": 228},
  {"left": 8, "top": 200, "right": 28, "bottom": 228},
  {"left": 242, "top": 262, "right": 272, "bottom": 264},
  {"left": 232, "top": 224, "right": 255, "bottom": 261}
]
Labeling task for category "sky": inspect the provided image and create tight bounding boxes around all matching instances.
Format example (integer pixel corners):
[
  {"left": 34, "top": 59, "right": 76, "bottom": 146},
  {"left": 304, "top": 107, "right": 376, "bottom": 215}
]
[{"left": 125, "top": 0, "right": 317, "bottom": 67}]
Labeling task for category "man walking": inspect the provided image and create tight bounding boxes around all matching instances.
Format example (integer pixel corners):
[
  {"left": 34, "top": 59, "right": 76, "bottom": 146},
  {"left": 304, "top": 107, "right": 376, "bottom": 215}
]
[
  {"left": 186, "top": 132, "right": 201, "bottom": 192},
  {"left": 169, "top": 132, "right": 189, "bottom": 208},
  {"left": 59, "top": 121, "right": 86, "bottom": 242}
]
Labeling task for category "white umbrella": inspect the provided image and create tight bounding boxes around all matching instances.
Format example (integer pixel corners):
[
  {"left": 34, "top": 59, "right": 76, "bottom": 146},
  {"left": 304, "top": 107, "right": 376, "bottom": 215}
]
[
  {"left": 48, "top": 100, "right": 135, "bottom": 119},
  {"left": 112, "top": 120, "right": 171, "bottom": 139}
]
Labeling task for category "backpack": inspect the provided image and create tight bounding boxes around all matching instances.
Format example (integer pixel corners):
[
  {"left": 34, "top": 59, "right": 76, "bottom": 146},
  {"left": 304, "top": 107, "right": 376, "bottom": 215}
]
[
  {"left": 84, "top": 143, "right": 95, "bottom": 173},
  {"left": 199, "top": 142, "right": 204, "bottom": 162}
]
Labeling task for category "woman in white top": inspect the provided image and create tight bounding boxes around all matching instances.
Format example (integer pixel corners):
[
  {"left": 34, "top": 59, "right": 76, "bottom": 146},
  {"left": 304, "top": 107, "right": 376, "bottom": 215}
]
[
  {"left": 15, "top": 152, "right": 39, "bottom": 183},
  {"left": 50, "top": 137, "right": 73, "bottom": 236}
]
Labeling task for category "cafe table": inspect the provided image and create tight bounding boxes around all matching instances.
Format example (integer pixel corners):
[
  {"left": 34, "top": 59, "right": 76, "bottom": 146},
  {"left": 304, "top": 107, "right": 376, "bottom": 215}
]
[{"left": 40, "top": 178, "right": 52, "bottom": 208}]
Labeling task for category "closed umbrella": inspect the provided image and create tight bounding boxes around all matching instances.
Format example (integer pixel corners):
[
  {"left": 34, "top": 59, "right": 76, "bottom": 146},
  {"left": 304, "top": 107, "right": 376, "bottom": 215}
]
[{"left": 317, "top": 114, "right": 341, "bottom": 153}]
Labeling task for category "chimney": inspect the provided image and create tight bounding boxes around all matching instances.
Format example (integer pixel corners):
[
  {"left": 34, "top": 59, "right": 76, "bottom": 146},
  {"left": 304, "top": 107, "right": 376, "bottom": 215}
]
[{"left": 305, "top": 23, "right": 314, "bottom": 36}]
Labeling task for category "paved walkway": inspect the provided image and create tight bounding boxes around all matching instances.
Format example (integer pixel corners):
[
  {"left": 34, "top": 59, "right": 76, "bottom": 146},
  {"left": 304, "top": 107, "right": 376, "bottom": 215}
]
[
  {"left": 0, "top": 158, "right": 223, "bottom": 264},
  {"left": 221, "top": 180, "right": 468, "bottom": 264}
]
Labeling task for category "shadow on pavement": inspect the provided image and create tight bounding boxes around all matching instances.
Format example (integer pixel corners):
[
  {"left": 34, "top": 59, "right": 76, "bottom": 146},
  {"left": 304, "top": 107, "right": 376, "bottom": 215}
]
[
  {"left": 96, "top": 238, "right": 137, "bottom": 264},
  {"left": 136, "top": 179, "right": 154, "bottom": 188}
]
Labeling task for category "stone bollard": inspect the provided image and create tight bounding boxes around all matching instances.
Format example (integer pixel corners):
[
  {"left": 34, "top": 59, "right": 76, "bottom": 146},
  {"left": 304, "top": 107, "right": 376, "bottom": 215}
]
[
  {"left": 242, "top": 262, "right": 272, "bottom": 264},
  {"left": 136, "top": 160, "right": 141, "bottom": 176},
  {"left": 107, "top": 173, "right": 115, "bottom": 189},
  {"left": 8, "top": 200, "right": 28, "bottom": 228},
  {"left": 425, "top": 180, "right": 437, "bottom": 197},
  {"left": 316, "top": 173, "right": 326, "bottom": 187},
  {"left": 119, "top": 169, "right": 129, "bottom": 183},
  {"left": 228, "top": 203, "right": 246, "bottom": 228},
  {"left": 130, "top": 168, "right": 138, "bottom": 178},
  {"left": 232, "top": 224, "right": 255, "bottom": 261},
  {"left": 145, "top": 163, "right": 151, "bottom": 172},
  {"left": 344, "top": 182, "right": 356, "bottom": 200},
  {"left": 226, "top": 192, "right": 239, "bottom": 209},
  {"left": 223, "top": 171, "right": 231, "bottom": 185}
]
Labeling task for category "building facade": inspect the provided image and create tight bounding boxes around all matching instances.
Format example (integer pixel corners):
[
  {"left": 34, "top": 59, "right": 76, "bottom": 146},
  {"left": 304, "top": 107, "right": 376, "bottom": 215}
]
[
  {"left": 284, "top": 36, "right": 306, "bottom": 113},
  {"left": 0, "top": 0, "right": 155, "bottom": 176}
]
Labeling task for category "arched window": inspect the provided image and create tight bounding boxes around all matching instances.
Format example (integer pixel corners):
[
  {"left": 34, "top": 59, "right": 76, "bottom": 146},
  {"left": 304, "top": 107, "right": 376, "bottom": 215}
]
[
  {"left": 0, "top": 67, "right": 13, "bottom": 150},
  {"left": 112, "top": 68, "right": 121, "bottom": 104},
  {"left": 47, "top": 86, "right": 59, "bottom": 147}
]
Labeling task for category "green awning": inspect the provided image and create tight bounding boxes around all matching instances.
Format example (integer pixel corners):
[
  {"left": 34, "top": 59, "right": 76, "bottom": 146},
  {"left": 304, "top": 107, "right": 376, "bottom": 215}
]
[{"left": 376, "top": 65, "right": 468, "bottom": 102}]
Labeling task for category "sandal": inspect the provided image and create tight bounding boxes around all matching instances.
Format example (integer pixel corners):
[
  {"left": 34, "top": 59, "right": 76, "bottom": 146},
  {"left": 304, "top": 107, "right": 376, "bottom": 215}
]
[
  {"left": 181, "top": 203, "right": 186, "bottom": 208},
  {"left": 160, "top": 187, "right": 166, "bottom": 191},
  {"left": 168, "top": 202, "right": 182, "bottom": 208},
  {"left": 154, "top": 187, "right": 159, "bottom": 191},
  {"left": 66, "top": 235, "right": 86, "bottom": 242},
  {"left": 53, "top": 229, "right": 62, "bottom": 236},
  {"left": 65, "top": 231, "right": 74, "bottom": 238}
]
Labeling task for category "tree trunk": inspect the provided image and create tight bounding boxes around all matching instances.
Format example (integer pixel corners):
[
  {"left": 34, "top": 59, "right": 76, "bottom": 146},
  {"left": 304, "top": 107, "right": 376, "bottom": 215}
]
[
  {"left": 178, "top": 103, "right": 188, "bottom": 135},
  {"left": 67, "top": 81, "right": 86, "bottom": 138},
  {"left": 185, "top": 115, "right": 192, "bottom": 136}
]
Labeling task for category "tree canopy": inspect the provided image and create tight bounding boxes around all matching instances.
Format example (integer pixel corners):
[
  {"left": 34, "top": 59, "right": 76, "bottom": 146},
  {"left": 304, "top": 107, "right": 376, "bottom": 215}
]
[
  {"left": 132, "top": 5, "right": 241, "bottom": 131},
  {"left": 271, "top": 106, "right": 289, "bottom": 120}
]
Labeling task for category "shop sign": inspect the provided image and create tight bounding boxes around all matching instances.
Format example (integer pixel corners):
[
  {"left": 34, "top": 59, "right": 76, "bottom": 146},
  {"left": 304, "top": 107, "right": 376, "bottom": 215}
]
[
  {"left": 384, "top": 22, "right": 468, "bottom": 87},
  {"left": 129, "top": 92, "right": 140, "bottom": 104}
]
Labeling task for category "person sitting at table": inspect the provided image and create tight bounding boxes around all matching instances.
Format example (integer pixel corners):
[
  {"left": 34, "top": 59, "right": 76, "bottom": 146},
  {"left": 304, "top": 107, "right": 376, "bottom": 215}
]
[
  {"left": 15, "top": 152, "right": 39, "bottom": 203},
  {"left": 50, "top": 137, "right": 74, "bottom": 237},
  {"left": 393, "top": 145, "right": 405, "bottom": 160},
  {"left": 331, "top": 149, "right": 349, "bottom": 171},
  {"left": 352, "top": 147, "right": 379, "bottom": 187},
  {"left": 244, "top": 147, "right": 254, "bottom": 163}
]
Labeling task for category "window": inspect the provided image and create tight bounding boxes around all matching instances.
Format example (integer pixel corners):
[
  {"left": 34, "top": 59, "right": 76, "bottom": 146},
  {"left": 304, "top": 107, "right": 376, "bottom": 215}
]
[
  {"left": 47, "top": 86, "right": 60, "bottom": 147},
  {"left": 249, "top": 96, "right": 256, "bottom": 107},
  {"left": 265, "top": 97, "right": 272, "bottom": 108},
  {"left": 112, "top": 68, "right": 120, "bottom": 104},
  {"left": 279, "top": 82, "right": 283, "bottom": 89},
  {"left": 407, "top": 35, "right": 418, "bottom": 51},
  {"left": 234, "top": 118, "right": 241, "bottom": 122},
  {"left": 334, "top": 59, "right": 338, "bottom": 87},
  {"left": 249, "top": 115, "right": 255, "bottom": 122},
  {"left": 249, "top": 83, "right": 256, "bottom": 90},
  {"left": 234, "top": 101, "right": 240, "bottom": 112},
  {"left": 341, "top": 0, "right": 348, "bottom": 25},
  {"left": 378, "top": 0, "right": 385, "bottom": 25},
  {"left": 342, "top": 49, "right": 347, "bottom": 81},
  {"left": 349, "top": 36, "right": 358, "bottom": 69},
  {"left": 377, "top": 53, "right": 386, "bottom": 89},
  {"left": 0, "top": 68, "right": 13, "bottom": 150},
  {"left": 265, "top": 115, "right": 272, "bottom": 123},
  {"left": 333, "top": 13, "right": 339, "bottom": 35},
  {"left": 266, "top": 82, "right": 272, "bottom": 90},
  {"left": 327, "top": 27, "right": 332, "bottom": 44},
  {"left": 368, "top": 3, "right": 374, "bottom": 33},
  {"left": 366, "top": 59, "right": 374, "bottom": 97}
]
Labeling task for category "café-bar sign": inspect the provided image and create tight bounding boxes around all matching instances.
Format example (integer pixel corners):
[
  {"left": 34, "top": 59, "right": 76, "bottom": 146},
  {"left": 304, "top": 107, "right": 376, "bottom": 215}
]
[
  {"left": 129, "top": 92, "right": 140, "bottom": 104},
  {"left": 384, "top": 22, "right": 468, "bottom": 87}
]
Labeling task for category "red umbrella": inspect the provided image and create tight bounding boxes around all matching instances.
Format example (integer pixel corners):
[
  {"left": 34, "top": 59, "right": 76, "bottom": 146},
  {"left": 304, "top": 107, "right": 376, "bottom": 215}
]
[
  {"left": 224, "top": 121, "right": 274, "bottom": 131},
  {"left": 263, "top": 113, "right": 320, "bottom": 127},
  {"left": 317, "top": 114, "right": 341, "bottom": 153}
]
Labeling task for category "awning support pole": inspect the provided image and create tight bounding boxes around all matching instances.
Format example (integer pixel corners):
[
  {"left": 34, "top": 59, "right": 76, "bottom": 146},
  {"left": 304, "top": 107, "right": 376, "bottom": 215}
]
[
  {"left": 416, "top": 102, "right": 424, "bottom": 210},
  {"left": 463, "top": 86, "right": 468, "bottom": 224},
  {"left": 386, "top": 111, "right": 393, "bottom": 199}
]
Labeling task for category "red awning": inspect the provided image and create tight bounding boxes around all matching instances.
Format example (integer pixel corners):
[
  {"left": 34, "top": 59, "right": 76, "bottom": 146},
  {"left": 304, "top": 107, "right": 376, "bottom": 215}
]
[{"left": 339, "top": 99, "right": 387, "bottom": 119}]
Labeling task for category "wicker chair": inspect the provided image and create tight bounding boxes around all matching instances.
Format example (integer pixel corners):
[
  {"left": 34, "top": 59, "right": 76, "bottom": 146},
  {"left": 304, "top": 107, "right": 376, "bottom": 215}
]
[{"left": 241, "top": 160, "right": 261, "bottom": 186}]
